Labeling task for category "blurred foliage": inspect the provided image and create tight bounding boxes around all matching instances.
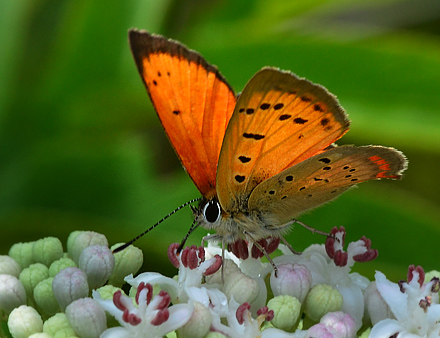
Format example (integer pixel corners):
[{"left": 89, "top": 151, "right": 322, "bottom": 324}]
[{"left": 1, "top": 0, "right": 439, "bottom": 282}]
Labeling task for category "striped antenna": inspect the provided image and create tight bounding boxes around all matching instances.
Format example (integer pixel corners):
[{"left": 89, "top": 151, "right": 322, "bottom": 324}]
[{"left": 113, "top": 197, "right": 202, "bottom": 253}]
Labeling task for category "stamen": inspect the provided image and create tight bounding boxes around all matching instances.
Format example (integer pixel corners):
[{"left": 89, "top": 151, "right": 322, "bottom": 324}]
[
  {"left": 236, "top": 302, "right": 251, "bottom": 324},
  {"left": 408, "top": 265, "right": 425, "bottom": 287},
  {"left": 151, "top": 308, "right": 170, "bottom": 325},
  {"left": 431, "top": 277, "right": 440, "bottom": 293},
  {"left": 419, "top": 296, "right": 431, "bottom": 313},
  {"left": 333, "top": 250, "right": 348, "bottom": 267},
  {"left": 204, "top": 255, "right": 222, "bottom": 276},
  {"left": 156, "top": 290, "right": 171, "bottom": 310},
  {"left": 123, "top": 309, "right": 142, "bottom": 325},
  {"left": 167, "top": 243, "right": 180, "bottom": 268},
  {"left": 135, "top": 282, "right": 153, "bottom": 305},
  {"left": 229, "top": 239, "right": 249, "bottom": 260},
  {"left": 113, "top": 291, "right": 126, "bottom": 311}
]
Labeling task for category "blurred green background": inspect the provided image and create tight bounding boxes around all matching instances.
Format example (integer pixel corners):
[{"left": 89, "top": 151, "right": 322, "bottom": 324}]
[{"left": 1, "top": 0, "right": 439, "bottom": 281}]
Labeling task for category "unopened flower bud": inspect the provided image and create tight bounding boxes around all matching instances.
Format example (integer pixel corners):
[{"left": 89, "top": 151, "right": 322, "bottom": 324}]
[
  {"left": 48, "top": 257, "right": 76, "bottom": 277},
  {"left": 204, "top": 333, "right": 228, "bottom": 338},
  {"left": 79, "top": 245, "right": 114, "bottom": 289},
  {"left": 65, "top": 297, "right": 107, "bottom": 338},
  {"left": 0, "top": 255, "right": 22, "bottom": 277},
  {"left": 267, "top": 295, "right": 301, "bottom": 331},
  {"left": 52, "top": 267, "right": 89, "bottom": 310},
  {"left": 8, "top": 305, "right": 43, "bottom": 338},
  {"left": 425, "top": 270, "right": 440, "bottom": 283},
  {"left": 43, "top": 313, "right": 76, "bottom": 337},
  {"left": 364, "top": 281, "right": 393, "bottom": 325},
  {"left": 34, "top": 277, "right": 59, "bottom": 315},
  {"left": 178, "top": 301, "right": 212, "bottom": 338},
  {"left": 67, "top": 231, "right": 108, "bottom": 264},
  {"left": 270, "top": 263, "right": 312, "bottom": 303},
  {"left": 32, "top": 237, "right": 63, "bottom": 267},
  {"left": 319, "top": 311, "right": 356, "bottom": 338},
  {"left": 28, "top": 333, "right": 53, "bottom": 338},
  {"left": 9, "top": 242, "right": 35, "bottom": 269},
  {"left": 0, "top": 274, "right": 26, "bottom": 313},
  {"left": 109, "top": 243, "right": 143, "bottom": 287},
  {"left": 19, "top": 263, "right": 49, "bottom": 299},
  {"left": 223, "top": 270, "right": 260, "bottom": 305},
  {"left": 305, "top": 284, "right": 343, "bottom": 322}
]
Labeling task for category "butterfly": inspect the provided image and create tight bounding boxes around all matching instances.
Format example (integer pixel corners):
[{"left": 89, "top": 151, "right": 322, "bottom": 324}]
[{"left": 128, "top": 29, "right": 407, "bottom": 249}]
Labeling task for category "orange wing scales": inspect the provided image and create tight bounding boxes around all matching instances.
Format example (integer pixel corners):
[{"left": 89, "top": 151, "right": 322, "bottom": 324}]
[
  {"left": 216, "top": 67, "right": 350, "bottom": 211},
  {"left": 129, "top": 30, "right": 236, "bottom": 198},
  {"left": 248, "top": 145, "right": 407, "bottom": 226}
]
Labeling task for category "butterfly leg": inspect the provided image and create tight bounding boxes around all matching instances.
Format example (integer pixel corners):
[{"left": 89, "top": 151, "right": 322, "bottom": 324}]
[
  {"left": 243, "top": 231, "right": 279, "bottom": 277},
  {"left": 279, "top": 235, "right": 302, "bottom": 255},
  {"left": 293, "top": 219, "right": 331, "bottom": 237}
]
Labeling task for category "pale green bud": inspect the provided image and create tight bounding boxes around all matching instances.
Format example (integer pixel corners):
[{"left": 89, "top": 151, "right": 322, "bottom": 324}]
[
  {"left": 223, "top": 270, "right": 260, "bottom": 305},
  {"left": 425, "top": 270, "right": 440, "bottom": 283},
  {"left": 94, "top": 285, "right": 121, "bottom": 300},
  {"left": 29, "top": 333, "right": 53, "bottom": 338},
  {"left": 0, "top": 274, "right": 26, "bottom": 313},
  {"left": 9, "top": 242, "right": 35, "bottom": 268},
  {"left": 78, "top": 245, "right": 114, "bottom": 290},
  {"left": 8, "top": 305, "right": 43, "bottom": 338},
  {"left": 267, "top": 295, "right": 301, "bottom": 331},
  {"left": 178, "top": 301, "right": 212, "bottom": 338},
  {"left": 204, "top": 332, "right": 228, "bottom": 338},
  {"left": 34, "top": 277, "right": 59, "bottom": 315},
  {"left": 109, "top": 243, "right": 143, "bottom": 287},
  {"left": 52, "top": 267, "right": 89, "bottom": 311},
  {"left": 19, "top": 263, "right": 49, "bottom": 299},
  {"left": 67, "top": 231, "right": 108, "bottom": 264},
  {"left": 43, "top": 313, "right": 76, "bottom": 337},
  {"left": 358, "top": 327, "right": 371, "bottom": 338},
  {"left": 305, "top": 284, "right": 343, "bottom": 322},
  {"left": 0, "top": 255, "right": 22, "bottom": 277},
  {"left": 65, "top": 297, "right": 107, "bottom": 338},
  {"left": 32, "top": 237, "right": 63, "bottom": 267},
  {"left": 48, "top": 257, "right": 76, "bottom": 277}
]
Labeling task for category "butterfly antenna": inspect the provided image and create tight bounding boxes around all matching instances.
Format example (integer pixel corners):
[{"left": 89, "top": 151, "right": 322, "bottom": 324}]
[
  {"left": 113, "top": 197, "right": 202, "bottom": 253},
  {"left": 177, "top": 218, "right": 199, "bottom": 253}
]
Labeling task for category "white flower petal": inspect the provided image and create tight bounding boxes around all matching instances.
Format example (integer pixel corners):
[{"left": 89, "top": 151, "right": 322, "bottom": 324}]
[
  {"left": 100, "top": 326, "right": 132, "bottom": 338},
  {"left": 337, "top": 283, "right": 364, "bottom": 330},
  {"left": 369, "top": 319, "right": 402, "bottom": 338},
  {"left": 375, "top": 271, "right": 407, "bottom": 322}
]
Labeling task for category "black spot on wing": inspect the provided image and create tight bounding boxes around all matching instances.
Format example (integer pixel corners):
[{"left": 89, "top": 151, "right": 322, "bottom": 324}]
[
  {"left": 238, "top": 156, "right": 251, "bottom": 163},
  {"left": 235, "top": 175, "right": 245, "bottom": 183},
  {"left": 243, "top": 133, "right": 265, "bottom": 140},
  {"left": 294, "top": 117, "right": 308, "bottom": 124}
]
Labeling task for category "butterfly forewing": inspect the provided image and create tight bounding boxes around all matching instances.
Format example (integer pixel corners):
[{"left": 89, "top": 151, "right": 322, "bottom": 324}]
[
  {"left": 129, "top": 30, "right": 236, "bottom": 198},
  {"left": 216, "top": 67, "right": 350, "bottom": 211},
  {"left": 248, "top": 145, "right": 407, "bottom": 226}
]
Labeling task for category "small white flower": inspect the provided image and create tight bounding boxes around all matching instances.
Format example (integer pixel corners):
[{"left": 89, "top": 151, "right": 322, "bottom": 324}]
[
  {"left": 275, "top": 227, "right": 372, "bottom": 329},
  {"left": 93, "top": 282, "right": 194, "bottom": 338},
  {"left": 369, "top": 266, "right": 440, "bottom": 338},
  {"left": 211, "top": 297, "right": 274, "bottom": 338}
]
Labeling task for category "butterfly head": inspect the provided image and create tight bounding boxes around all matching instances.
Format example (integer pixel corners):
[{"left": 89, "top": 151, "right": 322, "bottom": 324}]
[{"left": 193, "top": 198, "right": 222, "bottom": 230}]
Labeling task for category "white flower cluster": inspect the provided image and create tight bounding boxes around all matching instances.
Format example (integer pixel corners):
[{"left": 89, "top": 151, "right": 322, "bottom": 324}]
[{"left": 1, "top": 227, "right": 440, "bottom": 338}]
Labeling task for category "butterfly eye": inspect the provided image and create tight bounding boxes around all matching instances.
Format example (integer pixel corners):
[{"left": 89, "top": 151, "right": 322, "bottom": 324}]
[{"left": 203, "top": 200, "right": 221, "bottom": 225}]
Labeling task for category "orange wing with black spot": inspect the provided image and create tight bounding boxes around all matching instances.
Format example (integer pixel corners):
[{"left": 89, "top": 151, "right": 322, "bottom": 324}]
[
  {"left": 129, "top": 29, "right": 236, "bottom": 198},
  {"left": 216, "top": 67, "right": 350, "bottom": 211}
]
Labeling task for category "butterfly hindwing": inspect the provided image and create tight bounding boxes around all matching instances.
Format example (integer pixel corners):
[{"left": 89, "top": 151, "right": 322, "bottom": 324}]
[
  {"left": 129, "top": 30, "right": 236, "bottom": 198},
  {"left": 248, "top": 145, "right": 407, "bottom": 226},
  {"left": 216, "top": 67, "right": 350, "bottom": 212}
]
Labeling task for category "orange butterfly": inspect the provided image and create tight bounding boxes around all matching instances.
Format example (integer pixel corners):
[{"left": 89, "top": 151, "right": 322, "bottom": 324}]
[{"left": 129, "top": 29, "right": 407, "bottom": 248}]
